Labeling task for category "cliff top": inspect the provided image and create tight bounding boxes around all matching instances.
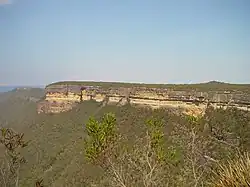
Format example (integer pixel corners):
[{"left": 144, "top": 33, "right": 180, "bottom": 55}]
[{"left": 46, "top": 81, "right": 250, "bottom": 92}]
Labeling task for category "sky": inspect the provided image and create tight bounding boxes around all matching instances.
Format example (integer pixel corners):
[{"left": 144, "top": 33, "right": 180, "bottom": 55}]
[{"left": 0, "top": 0, "right": 250, "bottom": 86}]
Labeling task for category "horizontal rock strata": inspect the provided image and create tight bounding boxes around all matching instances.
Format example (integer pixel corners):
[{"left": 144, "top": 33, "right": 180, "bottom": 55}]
[{"left": 37, "top": 81, "right": 250, "bottom": 115}]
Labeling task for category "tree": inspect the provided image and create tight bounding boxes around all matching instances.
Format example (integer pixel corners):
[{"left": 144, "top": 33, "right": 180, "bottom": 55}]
[
  {"left": 84, "top": 113, "right": 117, "bottom": 166},
  {"left": 0, "top": 127, "right": 28, "bottom": 187}
]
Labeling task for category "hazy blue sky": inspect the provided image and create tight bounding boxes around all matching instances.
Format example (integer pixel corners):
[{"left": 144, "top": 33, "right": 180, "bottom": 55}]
[{"left": 0, "top": 0, "right": 250, "bottom": 86}]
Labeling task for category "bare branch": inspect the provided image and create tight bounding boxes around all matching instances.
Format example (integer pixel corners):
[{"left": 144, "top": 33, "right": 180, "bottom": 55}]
[{"left": 108, "top": 158, "right": 127, "bottom": 187}]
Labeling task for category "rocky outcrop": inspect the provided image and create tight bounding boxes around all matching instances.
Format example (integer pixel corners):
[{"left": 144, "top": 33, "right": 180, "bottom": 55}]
[{"left": 37, "top": 81, "right": 250, "bottom": 115}]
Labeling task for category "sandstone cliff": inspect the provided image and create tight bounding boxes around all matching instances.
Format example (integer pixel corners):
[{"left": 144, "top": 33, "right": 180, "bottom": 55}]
[{"left": 37, "top": 81, "right": 250, "bottom": 116}]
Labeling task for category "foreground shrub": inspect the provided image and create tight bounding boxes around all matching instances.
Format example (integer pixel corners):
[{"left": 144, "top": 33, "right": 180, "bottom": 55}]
[{"left": 211, "top": 152, "right": 250, "bottom": 187}]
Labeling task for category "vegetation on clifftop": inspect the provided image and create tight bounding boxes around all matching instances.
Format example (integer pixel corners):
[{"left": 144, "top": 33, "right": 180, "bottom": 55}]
[{"left": 47, "top": 81, "right": 250, "bottom": 92}]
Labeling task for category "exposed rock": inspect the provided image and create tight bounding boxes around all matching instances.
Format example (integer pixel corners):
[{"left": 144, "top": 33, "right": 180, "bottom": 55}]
[
  {"left": 37, "top": 81, "right": 250, "bottom": 115},
  {"left": 37, "top": 100, "right": 77, "bottom": 114}
]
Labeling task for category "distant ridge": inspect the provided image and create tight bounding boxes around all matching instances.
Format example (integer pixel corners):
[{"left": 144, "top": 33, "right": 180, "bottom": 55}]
[
  {"left": 0, "top": 86, "right": 17, "bottom": 93},
  {"left": 45, "top": 80, "right": 250, "bottom": 93},
  {"left": 207, "top": 81, "right": 225, "bottom": 84},
  {"left": 203, "top": 81, "right": 250, "bottom": 86},
  {"left": 0, "top": 86, "right": 44, "bottom": 93},
  {"left": 47, "top": 80, "right": 250, "bottom": 87}
]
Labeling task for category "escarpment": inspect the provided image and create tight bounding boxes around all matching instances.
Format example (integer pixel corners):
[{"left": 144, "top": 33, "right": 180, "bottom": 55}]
[{"left": 37, "top": 81, "right": 250, "bottom": 116}]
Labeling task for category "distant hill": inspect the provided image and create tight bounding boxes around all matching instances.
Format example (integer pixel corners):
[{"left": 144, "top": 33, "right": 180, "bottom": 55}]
[
  {"left": 47, "top": 80, "right": 250, "bottom": 92},
  {"left": 0, "top": 87, "right": 45, "bottom": 102},
  {"left": 0, "top": 86, "right": 17, "bottom": 93},
  {"left": 0, "top": 86, "right": 45, "bottom": 93}
]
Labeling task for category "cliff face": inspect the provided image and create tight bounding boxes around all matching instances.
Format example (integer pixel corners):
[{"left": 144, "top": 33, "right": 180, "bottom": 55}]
[{"left": 37, "top": 82, "right": 250, "bottom": 115}]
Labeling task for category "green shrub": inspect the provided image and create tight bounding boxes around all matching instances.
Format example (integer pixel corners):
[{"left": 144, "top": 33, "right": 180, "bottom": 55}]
[{"left": 84, "top": 113, "right": 117, "bottom": 163}]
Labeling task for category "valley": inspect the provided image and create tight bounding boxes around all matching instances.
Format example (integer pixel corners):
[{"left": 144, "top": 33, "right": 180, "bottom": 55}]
[{"left": 0, "top": 83, "right": 250, "bottom": 186}]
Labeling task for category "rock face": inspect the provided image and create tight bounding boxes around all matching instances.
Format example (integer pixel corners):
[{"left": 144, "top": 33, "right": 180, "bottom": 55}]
[{"left": 37, "top": 81, "right": 250, "bottom": 115}]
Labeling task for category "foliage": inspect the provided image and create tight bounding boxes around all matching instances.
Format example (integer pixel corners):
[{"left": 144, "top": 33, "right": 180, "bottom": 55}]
[
  {"left": 186, "top": 114, "right": 202, "bottom": 126},
  {"left": 146, "top": 117, "right": 166, "bottom": 163},
  {"left": 85, "top": 114, "right": 178, "bottom": 187},
  {"left": 1, "top": 97, "right": 250, "bottom": 186},
  {"left": 84, "top": 113, "right": 117, "bottom": 163},
  {"left": 83, "top": 107, "right": 250, "bottom": 187}
]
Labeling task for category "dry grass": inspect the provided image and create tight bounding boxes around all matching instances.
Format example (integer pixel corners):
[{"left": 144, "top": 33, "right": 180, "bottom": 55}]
[{"left": 211, "top": 152, "right": 250, "bottom": 187}]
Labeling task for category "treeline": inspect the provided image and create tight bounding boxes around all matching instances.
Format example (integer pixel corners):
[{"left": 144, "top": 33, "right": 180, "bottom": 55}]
[{"left": 47, "top": 81, "right": 250, "bottom": 92}]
